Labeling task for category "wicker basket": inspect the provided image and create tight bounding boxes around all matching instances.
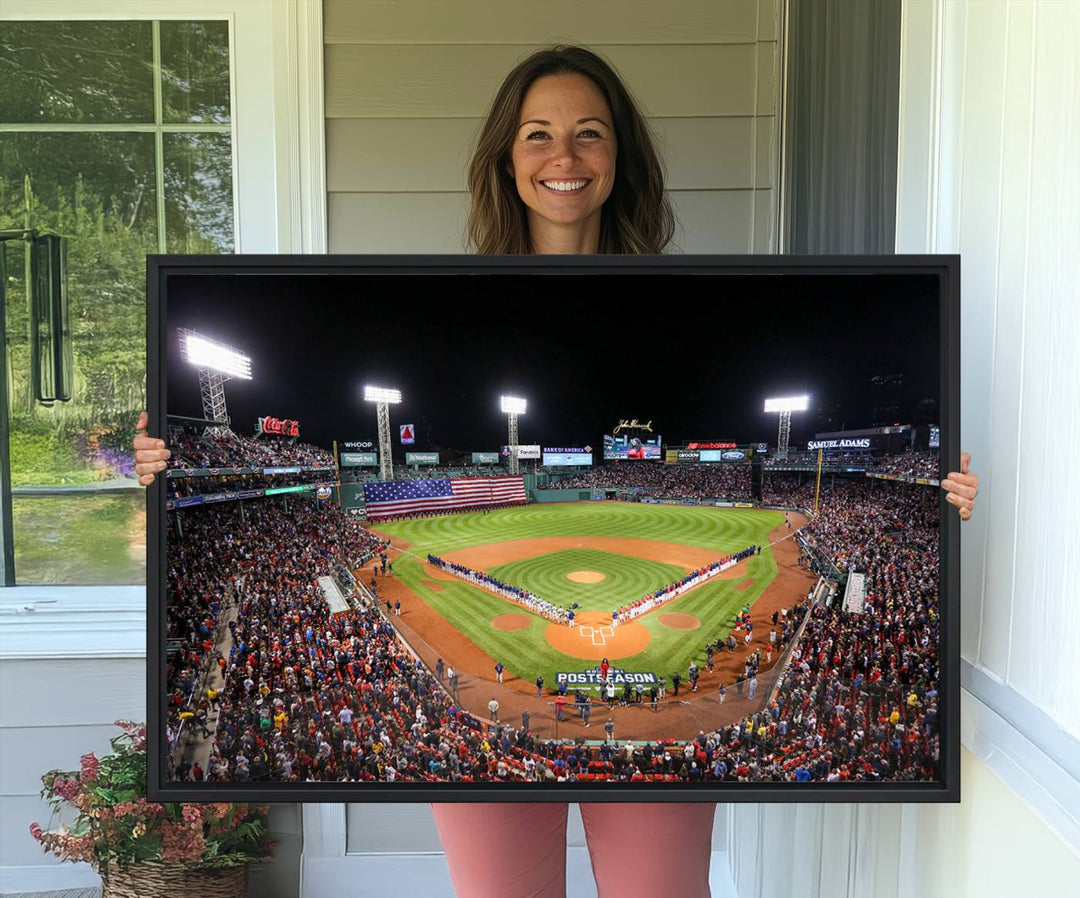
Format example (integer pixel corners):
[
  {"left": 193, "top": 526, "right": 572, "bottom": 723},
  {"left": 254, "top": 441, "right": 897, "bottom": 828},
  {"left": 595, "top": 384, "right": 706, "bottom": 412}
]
[{"left": 101, "top": 862, "right": 247, "bottom": 898}]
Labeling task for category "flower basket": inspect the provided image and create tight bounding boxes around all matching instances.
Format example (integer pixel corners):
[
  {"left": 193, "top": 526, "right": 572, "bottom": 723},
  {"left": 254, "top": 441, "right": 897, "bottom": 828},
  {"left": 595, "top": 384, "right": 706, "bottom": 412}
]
[
  {"left": 101, "top": 862, "right": 247, "bottom": 898},
  {"left": 30, "top": 721, "right": 273, "bottom": 889}
]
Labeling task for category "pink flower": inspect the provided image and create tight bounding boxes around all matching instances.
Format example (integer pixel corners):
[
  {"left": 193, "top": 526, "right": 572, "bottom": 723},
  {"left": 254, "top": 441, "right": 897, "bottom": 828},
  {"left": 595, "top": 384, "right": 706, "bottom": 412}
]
[
  {"left": 210, "top": 802, "right": 234, "bottom": 820},
  {"left": 29, "top": 822, "right": 44, "bottom": 842},
  {"left": 52, "top": 778, "right": 80, "bottom": 801},
  {"left": 181, "top": 804, "right": 203, "bottom": 824},
  {"left": 80, "top": 753, "right": 99, "bottom": 782},
  {"left": 160, "top": 821, "right": 206, "bottom": 863}
]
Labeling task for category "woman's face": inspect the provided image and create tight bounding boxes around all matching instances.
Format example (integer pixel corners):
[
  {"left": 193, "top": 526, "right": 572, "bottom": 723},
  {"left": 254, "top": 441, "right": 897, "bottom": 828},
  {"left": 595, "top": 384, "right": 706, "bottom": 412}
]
[{"left": 509, "top": 73, "right": 616, "bottom": 242}]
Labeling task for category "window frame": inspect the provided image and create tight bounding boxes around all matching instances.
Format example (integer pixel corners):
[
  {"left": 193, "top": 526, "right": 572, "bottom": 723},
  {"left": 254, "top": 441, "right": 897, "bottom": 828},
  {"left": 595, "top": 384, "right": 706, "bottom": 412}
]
[{"left": 0, "top": 0, "right": 326, "bottom": 643}]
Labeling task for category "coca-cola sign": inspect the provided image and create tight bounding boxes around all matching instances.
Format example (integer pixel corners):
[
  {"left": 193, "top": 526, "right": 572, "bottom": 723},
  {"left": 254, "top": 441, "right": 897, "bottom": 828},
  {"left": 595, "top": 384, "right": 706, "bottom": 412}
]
[{"left": 257, "top": 416, "right": 300, "bottom": 437}]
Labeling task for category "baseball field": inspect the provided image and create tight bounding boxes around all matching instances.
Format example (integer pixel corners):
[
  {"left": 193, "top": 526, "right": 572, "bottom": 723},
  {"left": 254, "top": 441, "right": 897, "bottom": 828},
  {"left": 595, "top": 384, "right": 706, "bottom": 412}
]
[{"left": 369, "top": 501, "right": 789, "bottom": 692}]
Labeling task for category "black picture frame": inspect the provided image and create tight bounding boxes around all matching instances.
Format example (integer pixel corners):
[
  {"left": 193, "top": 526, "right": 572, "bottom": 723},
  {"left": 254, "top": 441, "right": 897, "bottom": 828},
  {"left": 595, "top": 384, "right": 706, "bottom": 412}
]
[{"left": 147, "top": 254, "right": 960, "bottom": 803}]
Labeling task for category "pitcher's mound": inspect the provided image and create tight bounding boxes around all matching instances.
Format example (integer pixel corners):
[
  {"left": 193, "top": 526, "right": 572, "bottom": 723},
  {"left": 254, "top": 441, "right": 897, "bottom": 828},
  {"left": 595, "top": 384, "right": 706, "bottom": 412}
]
[
  {"left": 658, "top": 613, "right": 701, "bottom": 630},
  {"left": 492, "top": 613, "right": 531, "bottom": 631},
  {"left": 567, "top": 570, "right": 606, "bottom": 583}
]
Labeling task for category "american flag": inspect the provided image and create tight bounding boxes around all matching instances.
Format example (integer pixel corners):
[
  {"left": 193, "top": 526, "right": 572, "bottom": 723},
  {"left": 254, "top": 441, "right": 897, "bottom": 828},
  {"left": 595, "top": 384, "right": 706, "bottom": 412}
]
[{"left": 363, "top": 476, "right": 527, "bottom": 520}]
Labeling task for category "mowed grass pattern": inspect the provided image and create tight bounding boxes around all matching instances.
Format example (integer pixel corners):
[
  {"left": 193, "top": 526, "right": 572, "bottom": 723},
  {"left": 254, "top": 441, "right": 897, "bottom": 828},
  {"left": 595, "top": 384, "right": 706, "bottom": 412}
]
[
  {"left": 378, "top": 503, "right": 784, "bottom": 687},
  {"left": 489, "top": 549, "right": 686, "bottom": 613}
]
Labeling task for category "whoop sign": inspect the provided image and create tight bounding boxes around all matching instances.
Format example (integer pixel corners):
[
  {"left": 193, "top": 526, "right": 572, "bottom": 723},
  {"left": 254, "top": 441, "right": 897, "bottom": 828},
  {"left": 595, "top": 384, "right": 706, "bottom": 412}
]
[{"left": 256, "top": 416, "right": 300, "bottom": 437}]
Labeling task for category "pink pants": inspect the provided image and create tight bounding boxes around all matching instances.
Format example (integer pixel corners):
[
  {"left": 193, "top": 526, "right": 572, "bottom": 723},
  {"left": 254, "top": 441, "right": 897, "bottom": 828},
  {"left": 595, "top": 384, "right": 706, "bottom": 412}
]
[{"left": 431, "top": 802, "right": 716, "bottom": 898}]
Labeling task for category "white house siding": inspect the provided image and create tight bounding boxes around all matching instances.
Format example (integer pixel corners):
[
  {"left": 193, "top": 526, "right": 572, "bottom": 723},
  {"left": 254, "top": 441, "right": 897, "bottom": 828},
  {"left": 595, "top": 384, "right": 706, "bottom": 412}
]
[{"left": 324, "top": 0, "right": 781, "bottom": 255}]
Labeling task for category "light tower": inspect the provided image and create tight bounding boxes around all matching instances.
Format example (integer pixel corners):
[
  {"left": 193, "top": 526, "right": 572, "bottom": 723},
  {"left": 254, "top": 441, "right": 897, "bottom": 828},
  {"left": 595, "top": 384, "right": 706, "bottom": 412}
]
[
  {"left": 364, "top": 385, "right": 401, "bottom": 482},
  {"left": 178, "top": 329, "right": 252, "bottom": 434},
  {"left": 501, "top": 396, "right": 526, "bottom": 475},
  {"left": 764, "top": 395, "right": 809, "bottom": 459}
]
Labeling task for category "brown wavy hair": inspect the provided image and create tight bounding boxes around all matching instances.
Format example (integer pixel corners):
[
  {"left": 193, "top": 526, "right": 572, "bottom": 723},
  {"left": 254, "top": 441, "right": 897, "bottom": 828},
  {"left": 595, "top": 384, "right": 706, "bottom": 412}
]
[{"left": 467, "top": 46, "right": 675, "bottom": 254}]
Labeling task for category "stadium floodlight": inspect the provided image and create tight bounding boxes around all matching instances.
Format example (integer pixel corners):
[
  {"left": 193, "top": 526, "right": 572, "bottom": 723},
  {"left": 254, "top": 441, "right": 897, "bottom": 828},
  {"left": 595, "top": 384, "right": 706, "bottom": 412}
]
[
  {"left": 177, "top": 328, "right": 252, "bottom": 431},
  {"left": 501, "top": 395, "right": 527, "bottom": 475},
  {"left": 364, "top": 386, "right": 402, "bottom": 404},
  {"left": 764, "top": 394, "right": 809, "bottom": 459},
  {"left": 500, "top": 396, "right": 527, "bottom": 415},
  {"left": 764, "top": 395, "right": 809, "bottom": 413},
  {"left": 180, "top": 332, "right": 252, "bottom": 379},
  {"left": 364, "top": 385, "right": 401, "bottom": 481}
]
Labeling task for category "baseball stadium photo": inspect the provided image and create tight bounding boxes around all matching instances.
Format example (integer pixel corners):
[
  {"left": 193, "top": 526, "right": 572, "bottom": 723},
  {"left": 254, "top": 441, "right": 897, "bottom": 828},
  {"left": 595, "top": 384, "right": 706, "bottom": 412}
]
[{"left": 158, "top": 266, "right": 947, "bottom": 791}]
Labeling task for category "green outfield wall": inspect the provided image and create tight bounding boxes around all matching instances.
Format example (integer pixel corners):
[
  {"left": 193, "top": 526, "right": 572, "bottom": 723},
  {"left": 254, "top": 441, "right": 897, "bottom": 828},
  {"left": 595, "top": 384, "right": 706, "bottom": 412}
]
[{"left": 530, "top": 488, "right": 594, "bottom": 503}]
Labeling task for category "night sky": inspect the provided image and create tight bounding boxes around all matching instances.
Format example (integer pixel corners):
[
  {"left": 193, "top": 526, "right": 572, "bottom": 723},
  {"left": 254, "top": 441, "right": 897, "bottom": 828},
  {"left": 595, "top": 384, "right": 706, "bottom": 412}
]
[{"left": 163, "top": 270, "right": 941, "bottom": 458}]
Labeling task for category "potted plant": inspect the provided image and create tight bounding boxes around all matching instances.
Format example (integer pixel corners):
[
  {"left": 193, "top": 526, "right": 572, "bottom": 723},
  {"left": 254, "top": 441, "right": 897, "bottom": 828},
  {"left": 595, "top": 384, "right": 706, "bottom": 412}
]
[{"left": 30, "top": 720, "right": 273, "bottom": 898}]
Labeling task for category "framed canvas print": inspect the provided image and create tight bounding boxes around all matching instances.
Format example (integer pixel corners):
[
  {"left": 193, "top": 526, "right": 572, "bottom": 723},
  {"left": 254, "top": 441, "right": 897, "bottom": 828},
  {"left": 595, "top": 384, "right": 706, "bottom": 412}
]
[{"left": 148, "top": 255, "right": 960, "bottom": 803}]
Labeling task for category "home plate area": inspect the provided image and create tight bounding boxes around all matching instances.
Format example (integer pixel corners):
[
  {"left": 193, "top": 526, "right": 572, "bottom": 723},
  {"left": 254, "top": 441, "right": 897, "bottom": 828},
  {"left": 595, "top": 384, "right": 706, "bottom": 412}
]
[
  {"left": 578, "top": 624, "right": 615, "bottom": 646},
  {"left": 545, "top": 611, "right": 651, "bottom": 660}
]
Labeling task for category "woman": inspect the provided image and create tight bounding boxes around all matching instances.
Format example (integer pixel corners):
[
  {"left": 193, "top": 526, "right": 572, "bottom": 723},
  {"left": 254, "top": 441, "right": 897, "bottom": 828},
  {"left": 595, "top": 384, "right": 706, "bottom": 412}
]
[{"left": 135, "top": 45, "right": 979, "bottom": 898}]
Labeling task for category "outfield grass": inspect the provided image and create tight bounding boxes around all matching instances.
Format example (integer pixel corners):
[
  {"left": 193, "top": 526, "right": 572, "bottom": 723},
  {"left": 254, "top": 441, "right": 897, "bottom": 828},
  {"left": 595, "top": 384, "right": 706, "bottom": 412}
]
[{"left": 378, "top": 502, "right": 782, "bottom": 687}]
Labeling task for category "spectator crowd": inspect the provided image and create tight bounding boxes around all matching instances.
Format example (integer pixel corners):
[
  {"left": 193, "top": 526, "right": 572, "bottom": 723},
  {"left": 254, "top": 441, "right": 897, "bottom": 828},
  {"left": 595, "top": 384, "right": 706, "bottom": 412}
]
[
  {"left": 167, "top": 431, "right": 335, "bottom": 470},
  {"left": 166, "top": 469, "right": 941, "bottom": 785},
  {"left": 541, "top": 463, "right": 751, "bottom": 501}
]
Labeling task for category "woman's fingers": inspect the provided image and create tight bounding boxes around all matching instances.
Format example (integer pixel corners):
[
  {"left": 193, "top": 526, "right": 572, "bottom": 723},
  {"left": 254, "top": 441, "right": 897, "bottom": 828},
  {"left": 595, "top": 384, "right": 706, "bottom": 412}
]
[
  {"left": 941, "top": 453, "right": 978, "bottom": 521},
  {"left": 133, "top": 411, "right": 168, "bottom": 485},
  {"left": 940, "top": 474, "right": 978, "bottom": 500}
]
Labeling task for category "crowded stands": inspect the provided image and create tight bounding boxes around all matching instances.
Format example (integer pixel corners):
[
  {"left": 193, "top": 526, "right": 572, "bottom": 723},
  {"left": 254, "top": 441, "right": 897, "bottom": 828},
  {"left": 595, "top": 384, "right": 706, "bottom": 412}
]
[
  {"left": 167, "top": 465, "right": 940, "bottom": 784},
  {"left": 167, "top": 431, "right": 335, "bottom": 470},
  {"left": 541, "top": 463, "right": 752, "bottom": 501}
]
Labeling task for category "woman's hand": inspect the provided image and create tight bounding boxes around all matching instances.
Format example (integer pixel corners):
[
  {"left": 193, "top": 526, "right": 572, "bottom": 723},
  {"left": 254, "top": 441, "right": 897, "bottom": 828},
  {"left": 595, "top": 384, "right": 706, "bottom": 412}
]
[
  {"left": 941, "top": 452, "right": 979, "bottom": 520},
  {"left": 133, "top": 411, "right": 170, "bottom": 486}
]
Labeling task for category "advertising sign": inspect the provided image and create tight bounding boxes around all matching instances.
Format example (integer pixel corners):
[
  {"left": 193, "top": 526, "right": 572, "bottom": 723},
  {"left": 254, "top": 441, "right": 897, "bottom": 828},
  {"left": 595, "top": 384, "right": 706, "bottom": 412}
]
[
  {"left": 542, "top": 448, "right": 593, "bottom": 466},
  {"left": 263, "top": 466, "right": 302, "bottom": 475},
  {"left": 400, "top": 424, "right": 415, "bottom": 444},
  {"left": 340, "top": 452, "right": 378, "bottom": 467},
  {"left": 807, "top": 438, "right": 872, "bottom": 450},
  {"left": 256, "top": 416, "right": 300, "bottom": 437},
  {"left": 687, "top": 441, "right": 736, "bottom": 450},
  {"left": 472, "top": 452, "right": 500, "bottom": 464},
  {"left": 676, "top": 449, "right": 700, "bottom": 462},
  {"left": 316, "top": 486, "right": 333, "bottom": 500},
  {"left": 700, "top": 449, "right": 747, "bottom": 462},
  {"left": 516, "top": 444, "right": 541, "bottom": 460},
  {"left": 405, "top": 452, "right": 440, "bottom": 465},
  {"left": 340, "top": 439, "right": 375, "bottom": 451}
]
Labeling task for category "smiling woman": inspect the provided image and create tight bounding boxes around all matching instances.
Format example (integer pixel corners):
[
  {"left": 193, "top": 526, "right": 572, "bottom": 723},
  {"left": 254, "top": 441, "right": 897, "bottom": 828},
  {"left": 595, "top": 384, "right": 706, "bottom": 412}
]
[
  {"left": 509, "top": 73, "right": 617, "bottom": 253},
  {"left": 466, "top": 45, "right": 674, "bottom": 255}
]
